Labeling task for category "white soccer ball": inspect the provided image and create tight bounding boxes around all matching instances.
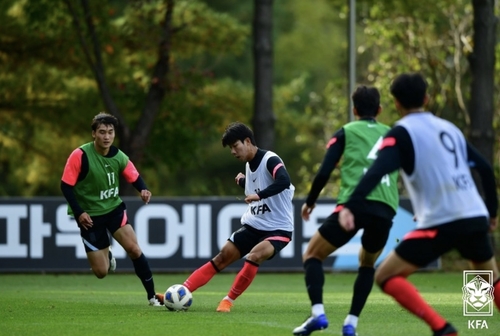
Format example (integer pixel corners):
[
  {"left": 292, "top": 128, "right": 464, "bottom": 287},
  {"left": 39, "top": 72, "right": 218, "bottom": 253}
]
[{"left": 164, "top": 284, "right": 193, "bottom": 311}]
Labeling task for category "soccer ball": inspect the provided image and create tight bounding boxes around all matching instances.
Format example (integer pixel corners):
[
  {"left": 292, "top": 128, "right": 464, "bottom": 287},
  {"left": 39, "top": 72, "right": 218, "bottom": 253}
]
[{"left": 164, "top": 284, "right": 193, "bottom": 311}]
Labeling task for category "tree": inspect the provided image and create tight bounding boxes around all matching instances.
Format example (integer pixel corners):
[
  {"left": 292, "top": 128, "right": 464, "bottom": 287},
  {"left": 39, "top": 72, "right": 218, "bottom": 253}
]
[
  {"left": 64, "top": 0, "right": 174, "bottom": 194},
  {"left": 252, "top": 0, "right": 275, "bottom": 150},
  {"left": 469, "top": 0, "right": 496, "bottom": 165}
]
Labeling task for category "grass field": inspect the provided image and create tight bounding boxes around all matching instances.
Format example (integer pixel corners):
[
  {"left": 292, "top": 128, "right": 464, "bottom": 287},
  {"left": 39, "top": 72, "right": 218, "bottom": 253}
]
[{"left": 0, "top": 272, "right": 497, "bottom": 336}]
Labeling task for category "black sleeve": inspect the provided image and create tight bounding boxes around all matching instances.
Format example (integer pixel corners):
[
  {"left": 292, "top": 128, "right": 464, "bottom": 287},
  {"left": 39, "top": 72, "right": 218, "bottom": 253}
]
[
  {"left": 256, "top": 156, "right": 291, "bottom": 199},
  {"left": 305, "top": 128, "right": 345, "bottom": 206},
  {"left": 344, "top": 126, "right": 410, "bottom": 212},
  {"left": 238, "top": 177, "right": 246, "bottom": 188},
  {"left": 132, "top": 175, "right": 148, "bottom": 192},
  {"left": 466, "top": 142, "right": 498, "bottom": 218},
  {"left": 60, "top": 181, "right": 84, "bottom": 220}
]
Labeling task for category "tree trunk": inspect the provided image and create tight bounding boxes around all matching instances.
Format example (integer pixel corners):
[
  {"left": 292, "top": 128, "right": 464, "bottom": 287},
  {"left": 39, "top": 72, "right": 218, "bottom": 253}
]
[
  {"left": 252, "top": 0, "right": 275, "bottom": 151},
  {"left": 468, "top": 0, "right": 497, "bottom": 251},
  {"left": 66, "top": 0, "right": 174, "bottom": 195},
  {"left": 468, "top": 0, "right": 496, "bottom": 165}
]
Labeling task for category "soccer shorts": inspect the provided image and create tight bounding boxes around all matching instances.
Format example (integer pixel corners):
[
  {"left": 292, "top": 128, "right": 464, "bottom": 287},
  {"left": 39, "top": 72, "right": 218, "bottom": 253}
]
[
  {"left": 395, "top": 216, "right": 493, "bottom": 267},
  {"left": 318, "top": 209, "right": 393, "bottom": 254},
  {"left": 79, "top": 202, "right": 129, "bottom": 252},
  {"left": 229, "top": 224, "right": 292, "bottom": 260}
]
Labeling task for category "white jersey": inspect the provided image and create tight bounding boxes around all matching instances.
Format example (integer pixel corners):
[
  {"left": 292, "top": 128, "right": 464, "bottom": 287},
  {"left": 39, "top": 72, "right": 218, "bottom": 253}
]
[
  {"left": 240, "top": 151, "right": 295, "bottom": 232},
  {"left": 396, "top": 112, "right": 488, "bottom": 229}
]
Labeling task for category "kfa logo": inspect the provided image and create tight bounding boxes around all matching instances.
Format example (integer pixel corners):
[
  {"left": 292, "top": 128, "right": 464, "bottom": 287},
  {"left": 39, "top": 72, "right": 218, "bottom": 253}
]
[
  {"left": 100, "top": 187, "right": 119, "bottom": 200},
  {"left": 250, "top": 204, "right": 271, "bottom": 215},
  {"left": 462, "top": 270, "right": 494, "bottom": 316}
]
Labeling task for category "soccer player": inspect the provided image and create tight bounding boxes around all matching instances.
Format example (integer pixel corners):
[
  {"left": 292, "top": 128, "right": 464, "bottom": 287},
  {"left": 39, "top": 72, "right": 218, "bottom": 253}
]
[
  {"left": 292, "top": 86, "right": 399, "bottom": 336},
  {"left": 339, "top": 73, "right": 500, "bottom": 336},
  {"left": 182, "top": 122, "right": 295, "bottom": 312},
  {"left": 60, "top": 112, "right": 163, "bottom": 306}
]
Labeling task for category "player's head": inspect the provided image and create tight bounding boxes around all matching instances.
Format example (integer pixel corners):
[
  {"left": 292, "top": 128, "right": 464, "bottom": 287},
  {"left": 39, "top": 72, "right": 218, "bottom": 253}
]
[
  {"left": 91, "top": 112, "right": 118, "bottom": 132},
  {"left": 390, "top": 73, "right": 428, "bottom": 110},
  {"left": 221, "top": 122, "right": 256, "bottom": 147},
  {"left": 351, "top": 86, "right": 381, "bottom": 117}
]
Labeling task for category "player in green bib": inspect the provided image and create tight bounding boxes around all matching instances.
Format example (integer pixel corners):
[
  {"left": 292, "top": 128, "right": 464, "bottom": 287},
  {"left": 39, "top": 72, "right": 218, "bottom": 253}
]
[
  {"left": 61, "top": 112, "right": 164, "bottom": 306},
  {"left": 293, "top": 86, "right": 399, "bottom": 336}
]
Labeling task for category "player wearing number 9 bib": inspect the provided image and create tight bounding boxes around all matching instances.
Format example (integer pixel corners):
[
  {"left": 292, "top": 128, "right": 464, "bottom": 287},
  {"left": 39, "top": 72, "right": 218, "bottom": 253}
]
[{"left": 339, "top": 73, "right": 500, "bottom": 336}]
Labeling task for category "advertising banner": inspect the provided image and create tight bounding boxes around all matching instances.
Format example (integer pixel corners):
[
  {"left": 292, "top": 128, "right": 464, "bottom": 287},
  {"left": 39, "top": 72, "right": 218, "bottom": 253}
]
[{"left": 0, "top": 197, "right": 432, "bottom": 272}]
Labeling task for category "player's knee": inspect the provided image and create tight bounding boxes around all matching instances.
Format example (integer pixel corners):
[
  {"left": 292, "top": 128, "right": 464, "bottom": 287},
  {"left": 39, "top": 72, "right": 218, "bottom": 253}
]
[
  {"left": 124, "top": 245, "right": 142, "bottom": 259},
  {"left": 93, "top": 268, "right": 108, "bottom": 279}
]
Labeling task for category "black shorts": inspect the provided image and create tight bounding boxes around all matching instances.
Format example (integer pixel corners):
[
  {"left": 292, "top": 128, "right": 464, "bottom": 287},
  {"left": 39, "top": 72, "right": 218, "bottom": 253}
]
[
  {"left": 318, "top": 210, "right": 393, "bottom": 254},
  {"left": 80, "top": 202, "right": 129, "bottom": 253},
  {"left": 395, "top": 216, "right": 493, "bottom": 267},
  {"left": 229, "top": 224, "right": 292, "bottom": 260}
]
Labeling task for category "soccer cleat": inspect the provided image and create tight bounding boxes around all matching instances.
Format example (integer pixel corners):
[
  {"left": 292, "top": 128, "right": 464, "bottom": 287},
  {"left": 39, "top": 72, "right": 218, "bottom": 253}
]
[
  {"left": 433, "top": 323, "right": 458, "bottom": 336},
  {"left": 342, "top": 324, "right": 357, "bottom": 336},
  {"left": 292, "top": 314, "right": 329, "bottom": 335},
  {"left": 216, "top": 299, "right": 233, "bottom": 312},
  {"left": 154, "top": 293, "right": 165, "bottom": 305},
  {"left": 149, "top": 296, "right": 163, "bottom": 306},
  {"left": 108, "top": 246, "right": 116, "bottom": 272}
]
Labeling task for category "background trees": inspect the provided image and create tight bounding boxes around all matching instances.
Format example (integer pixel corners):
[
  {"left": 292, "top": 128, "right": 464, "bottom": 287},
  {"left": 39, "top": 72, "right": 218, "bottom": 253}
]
[{"left": 0, "top": 0, "right": 498, "bottom": 199}]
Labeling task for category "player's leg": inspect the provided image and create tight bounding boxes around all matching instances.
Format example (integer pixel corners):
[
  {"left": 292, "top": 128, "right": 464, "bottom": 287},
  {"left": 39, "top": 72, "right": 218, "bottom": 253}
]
[
  {"left": 110, "top": 206, "right": 159, "bottom": 305},
  {"left": 376, "top": 227, "right": 457, "bottom": 336},
  {"left": 80, "top": 215, "right": 113, "bottom": 278},
  {"left": 217, "top": 228, "right": 291, "bottom": 312},
  {"left": 294, "top": 213, "right": 354, "bottom": 335},
  {"left": 457, "top": 220, "right": 500, "bottom": 311},
  {"left": 184, "top": 240, "right": 241, "bottom": 293},
  {"left": 343, "top": 215, "right": 391, "bottom": 336}
]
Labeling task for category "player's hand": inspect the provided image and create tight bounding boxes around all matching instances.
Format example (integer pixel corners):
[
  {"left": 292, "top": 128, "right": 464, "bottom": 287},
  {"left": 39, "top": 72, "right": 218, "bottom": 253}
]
[
  {"left": 235, "top": 172, "right": 245, "bottom": 185},
  {"left": 140, "top": 189, "right": 152, "bottom": 204},
  {"left": 244, "top": 193, "right": 260, "bottom": 204},
  {"left": 339, "top": 208, "right": 355, "bottom": 231},
  {"left": 78, "top": 212, "right": 93, "bottom": 230},
  {"left": 301, "top": 203, "right": 315, "bottom": 221},
  {"left": 489, "top": 217, "right": 497, "bottom": 232}
]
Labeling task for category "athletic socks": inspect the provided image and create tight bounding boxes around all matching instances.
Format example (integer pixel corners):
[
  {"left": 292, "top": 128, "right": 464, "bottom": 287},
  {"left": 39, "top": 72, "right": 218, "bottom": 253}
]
[
  {"left": 227, "top": 260, "right": 259, "bottom": 300},
  {"left": 132, "top": 253, "right": 156, "bottom": 300},
  {"left": 183, "top": 260, "right": 219, "bottom": 292},
  {"left": 494, "top": 278, "right": 500, "bottom": 310},
  {"left": 304, "top": 258, "right": 324, "bottom": 305},
  {"left": 349, "top": 266, "right": 375, "bottom": 317},
  {"left": 382, "top": 276, "right": 447, "bottom": 331}
]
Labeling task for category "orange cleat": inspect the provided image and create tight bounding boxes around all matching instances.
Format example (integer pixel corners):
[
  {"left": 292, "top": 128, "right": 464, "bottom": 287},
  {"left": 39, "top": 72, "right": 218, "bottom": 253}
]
[
  {"left": 155, "top": 293, "right": 165, "bottom": 305},
  {"left": 216, "top": 298, "right": 233, "bottom": 313}
]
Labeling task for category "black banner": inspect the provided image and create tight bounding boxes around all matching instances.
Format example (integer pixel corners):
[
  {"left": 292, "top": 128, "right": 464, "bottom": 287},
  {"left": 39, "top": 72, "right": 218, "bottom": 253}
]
[{"left": 0, "top": 197, "right": 425, "bottom": 272}]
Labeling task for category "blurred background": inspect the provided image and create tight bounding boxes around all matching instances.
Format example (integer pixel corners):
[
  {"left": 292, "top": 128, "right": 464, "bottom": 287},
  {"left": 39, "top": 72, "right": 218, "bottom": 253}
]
[{"left": 1, "top": 0, "right": 499, "bottom": 268}]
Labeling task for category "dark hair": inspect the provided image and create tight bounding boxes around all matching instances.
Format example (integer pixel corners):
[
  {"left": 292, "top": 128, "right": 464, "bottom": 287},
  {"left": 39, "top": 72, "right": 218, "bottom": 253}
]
[
  {"left": 221, "top": 122, "right": 256, "bottom": 147},
  {"left": 390, "top": 73, "right": 428, "bottom": 109},
  {"left": 351, "top": 86, "right": 380, "bottom": 117},
  {"left": 91, "top": 112, "right": 118, "bottom": 131}
]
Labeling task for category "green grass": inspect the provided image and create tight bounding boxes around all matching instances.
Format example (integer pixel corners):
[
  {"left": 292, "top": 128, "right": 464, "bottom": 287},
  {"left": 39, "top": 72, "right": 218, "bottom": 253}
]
[{"left": 0, "top": 272, "right": 497, "bottom": 335}]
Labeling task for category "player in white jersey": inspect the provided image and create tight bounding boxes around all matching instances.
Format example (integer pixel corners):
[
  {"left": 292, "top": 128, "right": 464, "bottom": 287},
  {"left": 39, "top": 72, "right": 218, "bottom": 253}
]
[
  {"left": 339, "top": 73, "right": 500, "bottom": 336},
  {"left": 182, "top": 122, "right": 295, "bottom": 312}
]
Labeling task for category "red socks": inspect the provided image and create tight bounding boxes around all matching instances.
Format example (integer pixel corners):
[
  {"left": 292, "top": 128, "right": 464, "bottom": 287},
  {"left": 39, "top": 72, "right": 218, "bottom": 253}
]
[
  {"left": 228, "top": 260, "right": 259, "bottom": 301},
  {"left": 494, "top": 279, "right": 500, "bottom": 310},
  {"left": 382, "top": 276, "right": 446, "bottom": 331},
  {"left": 183, "top": 261, "right": 218, "bottom": 292}
]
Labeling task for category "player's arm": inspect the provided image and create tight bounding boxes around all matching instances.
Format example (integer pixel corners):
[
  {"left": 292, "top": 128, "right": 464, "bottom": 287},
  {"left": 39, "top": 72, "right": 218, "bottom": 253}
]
[
  {"left": 60, "top": 148, "right": 87, "bottom": 221},
  {"left": 305, "top": 128, "right": 345, "bottom": 207},
  {"left": 466, "top": 141, "right": 498, "bottom": 221},
  {"left": 254, "top": 156, "right": 292, "bottom": 200},
  {"left": 122, "top": 161, "right": 152, "bottom": 204}
]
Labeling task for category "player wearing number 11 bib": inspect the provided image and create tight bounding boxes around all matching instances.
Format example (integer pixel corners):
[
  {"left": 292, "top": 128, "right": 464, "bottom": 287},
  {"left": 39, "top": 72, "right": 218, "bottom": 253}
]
[{"left": 293, "top": 86, "right": 399, "bottom": 336}]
